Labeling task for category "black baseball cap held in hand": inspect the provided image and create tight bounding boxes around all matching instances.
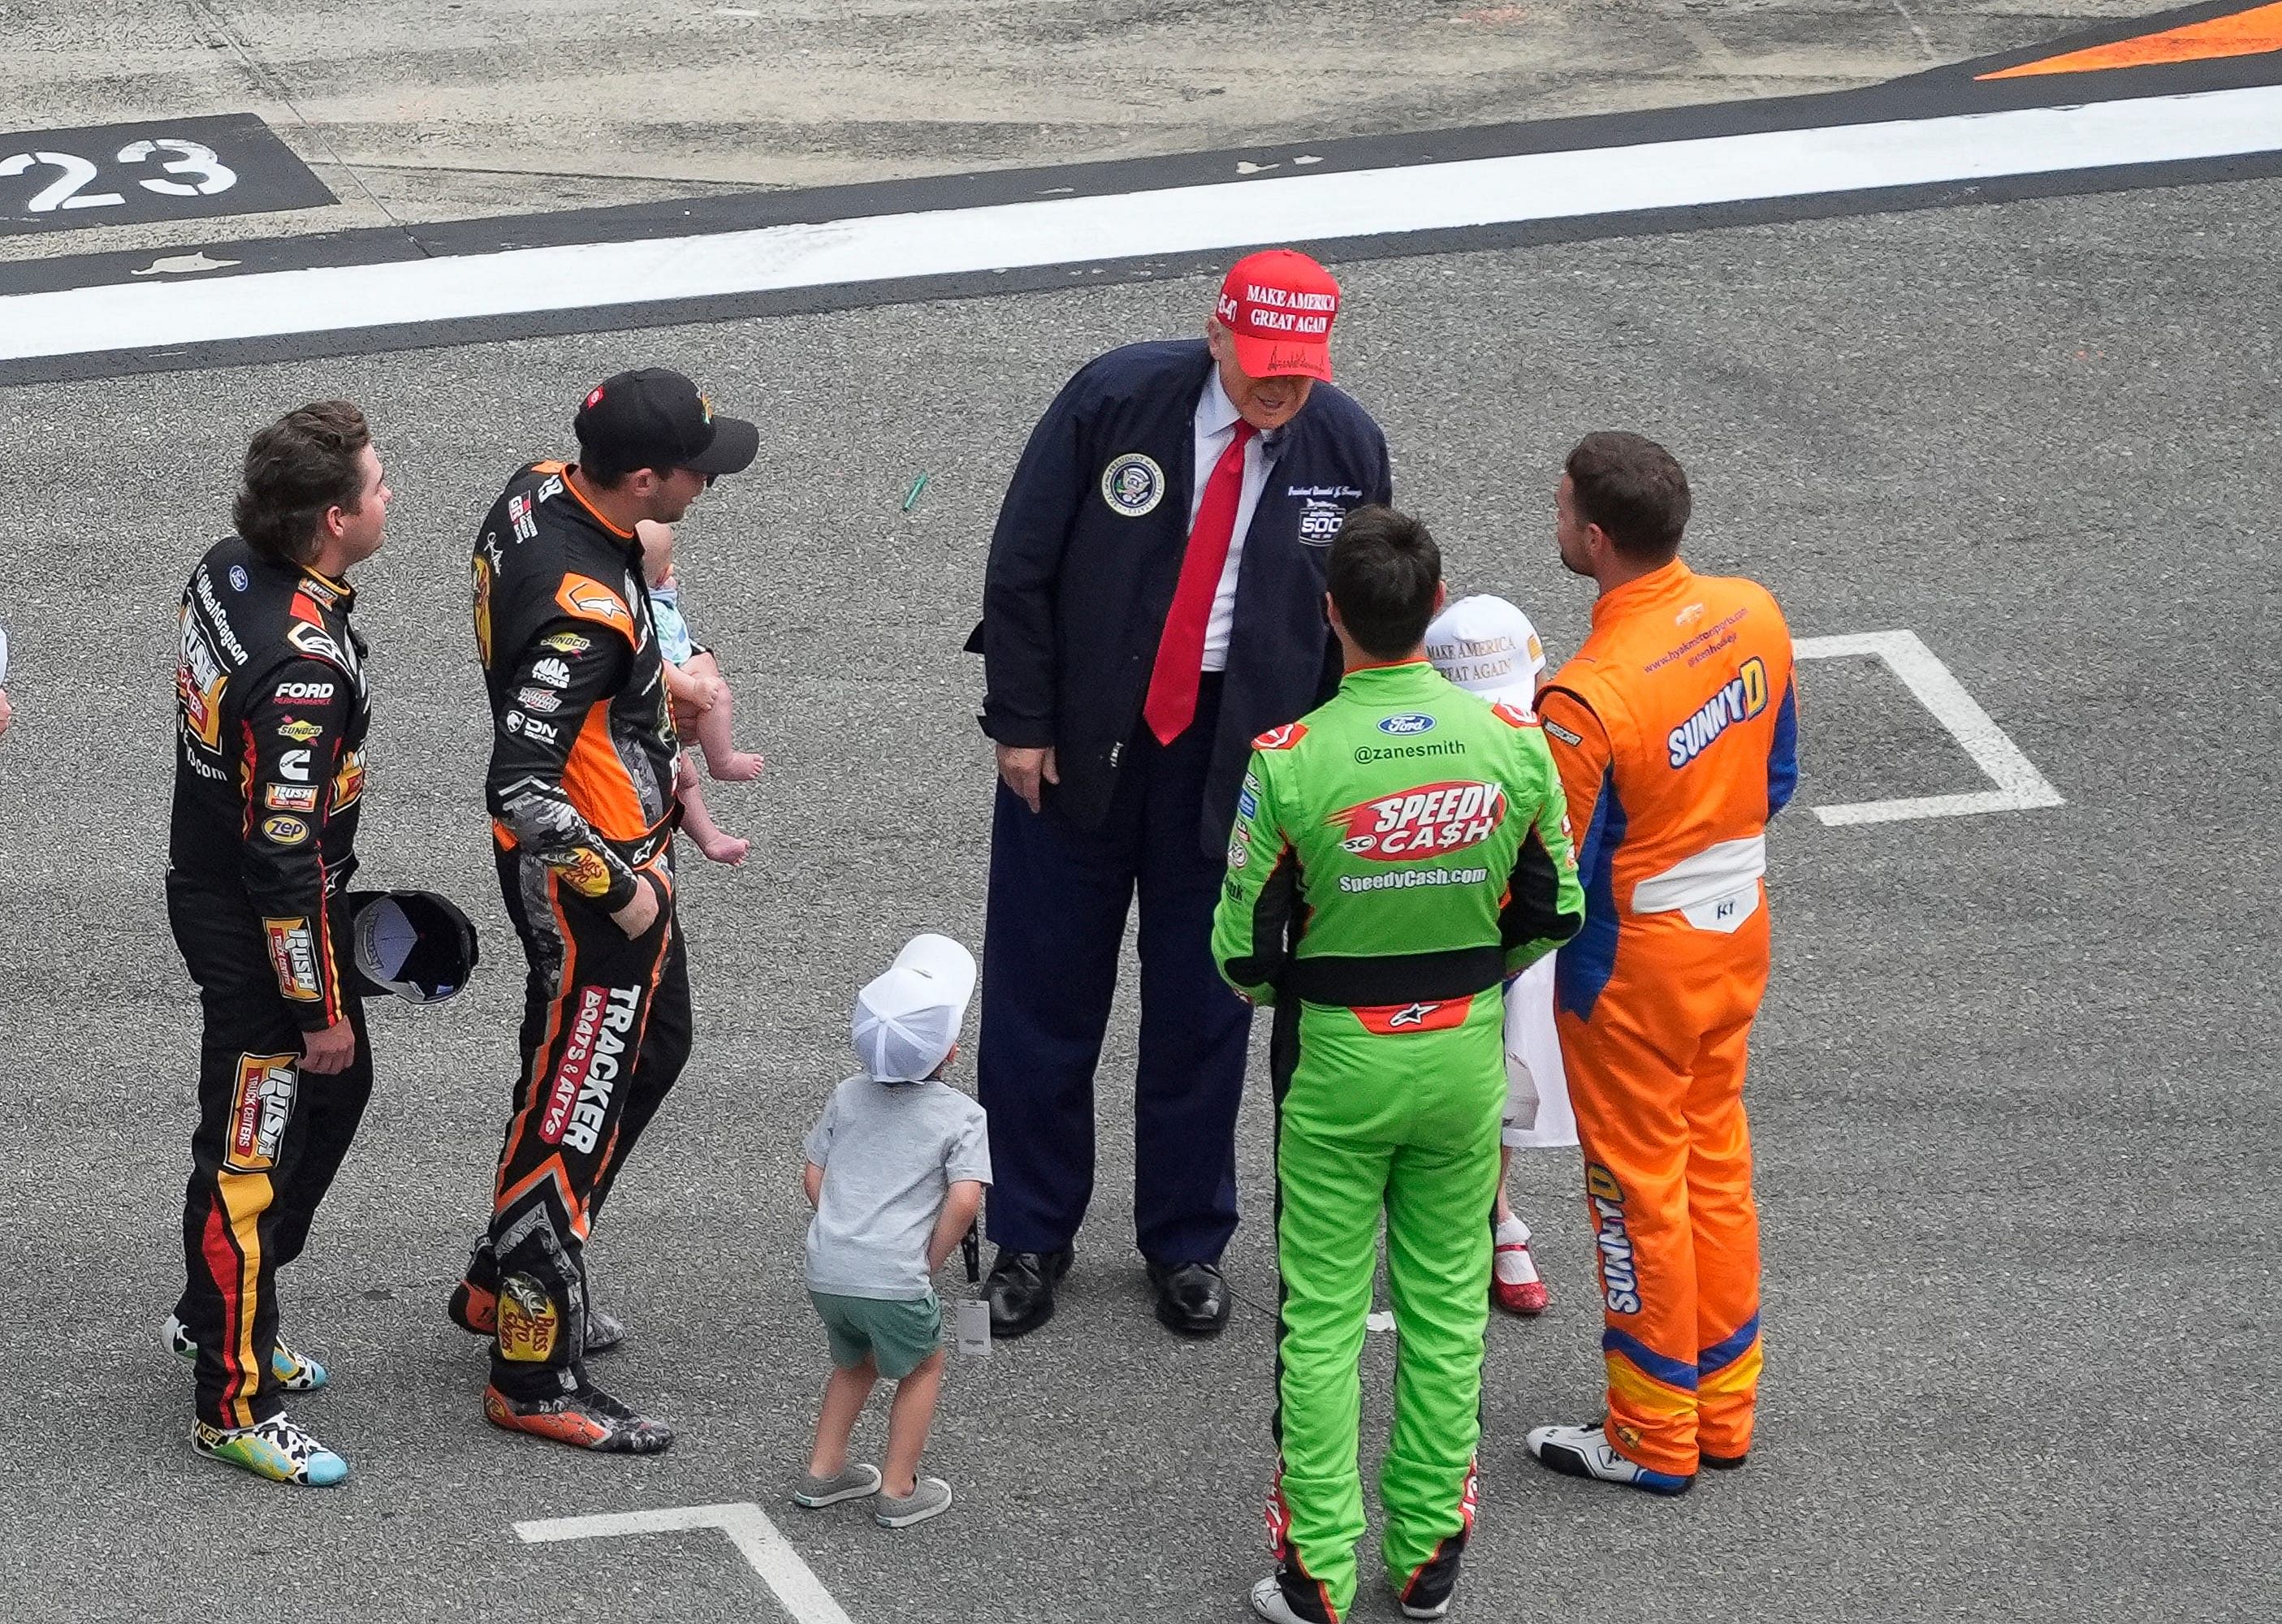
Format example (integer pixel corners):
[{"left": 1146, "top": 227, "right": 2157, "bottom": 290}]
[
  {"left": 346, "top": 889, "right": 480, "bottom": 1004},
  {"left": 574, "top": 367, "right": 759, "bottom": 478}
]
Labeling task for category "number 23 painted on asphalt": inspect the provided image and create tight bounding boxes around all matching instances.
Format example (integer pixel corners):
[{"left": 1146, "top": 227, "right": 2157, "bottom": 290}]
[{"left": 0, "top": 139, "right": 236, "bottom": 212}]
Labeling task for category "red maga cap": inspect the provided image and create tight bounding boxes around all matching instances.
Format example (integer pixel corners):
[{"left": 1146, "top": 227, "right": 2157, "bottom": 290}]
[{"left": 1215, "top": 249, "right": 1340, "bottom": 382}]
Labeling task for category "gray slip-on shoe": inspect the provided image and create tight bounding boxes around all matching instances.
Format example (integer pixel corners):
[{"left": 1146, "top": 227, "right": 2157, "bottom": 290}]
[
  {"left": 874, "top": 1475, "right": 953, "bottom": 1528},
  {"left": 793, "top": 1462, "right": 882, "bottom": 1508}
]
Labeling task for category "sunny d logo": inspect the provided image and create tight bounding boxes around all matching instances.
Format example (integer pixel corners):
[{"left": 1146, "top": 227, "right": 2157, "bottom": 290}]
[{"left": 1667, "top": 657, "right": 1769, "bottom": 768}]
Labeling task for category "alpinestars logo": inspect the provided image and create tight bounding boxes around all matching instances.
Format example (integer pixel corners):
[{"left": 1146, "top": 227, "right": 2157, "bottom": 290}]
[
  {"left": 1328, "top": 780, "right": 1506, "bottom": 861},
  {"left": 538, "top": 985, "right": 642, "bottom": 1154}
]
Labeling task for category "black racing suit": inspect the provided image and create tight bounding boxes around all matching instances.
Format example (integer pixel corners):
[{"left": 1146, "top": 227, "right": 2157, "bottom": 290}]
[
  {"left": 466, "top": 462, "right": 690, "bottom": 1400},
  {"left": 169, "top": 538, "right": 374, "bottom": 1430}
]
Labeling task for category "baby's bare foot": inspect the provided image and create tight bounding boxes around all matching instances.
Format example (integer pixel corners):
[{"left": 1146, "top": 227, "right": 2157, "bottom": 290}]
[
  {"left": 693, "top": 829, "right": 750, "bottom": 866},
  {"left": 707, "top": 750, "right": 765, "bottom": 784}
]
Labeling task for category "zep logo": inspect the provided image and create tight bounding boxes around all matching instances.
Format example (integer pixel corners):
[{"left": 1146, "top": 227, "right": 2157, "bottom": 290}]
[
  {"left": 1326, "top": 780, "right": 1506, "bottom": 862},
  {"left": 1667, "top": 656, "right": 1769, "bottom": 768}
]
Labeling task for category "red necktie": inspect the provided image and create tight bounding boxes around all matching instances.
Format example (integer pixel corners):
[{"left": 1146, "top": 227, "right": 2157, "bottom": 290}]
[{"left": 1143, "top": 420, "right": 1256, "bottom": 745}]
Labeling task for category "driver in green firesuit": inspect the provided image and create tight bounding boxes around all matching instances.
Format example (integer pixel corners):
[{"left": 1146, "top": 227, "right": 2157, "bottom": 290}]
[{"left": 1212, "top": 505, "right": 1584, "bottom": 1624}]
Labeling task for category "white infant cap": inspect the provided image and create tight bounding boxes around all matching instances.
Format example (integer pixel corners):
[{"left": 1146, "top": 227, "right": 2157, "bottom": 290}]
[
  {"left": 851, "top": 933, "right": 978, "bottom": 1083},
  {"left": 1425, "top": 594, "right": 1545, "bottom": 706}
]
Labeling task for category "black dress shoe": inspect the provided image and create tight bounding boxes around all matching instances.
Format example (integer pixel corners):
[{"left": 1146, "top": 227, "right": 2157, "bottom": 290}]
[
  {"left": 986, "top": 1247, "right": 1072, "bottom": 1339},
  {"left": 1147, "top": 1260, "right": 1231, "bottom": 1337}
]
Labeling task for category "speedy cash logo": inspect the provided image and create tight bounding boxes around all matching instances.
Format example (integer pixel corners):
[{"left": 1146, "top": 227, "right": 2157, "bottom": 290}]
[{"left": 1327, "top": 780, "right": 1506, "bottom": 862}]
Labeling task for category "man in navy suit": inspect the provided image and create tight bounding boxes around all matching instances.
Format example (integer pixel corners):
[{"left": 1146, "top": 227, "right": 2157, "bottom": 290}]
[{"left": 970, "top": 250, "right": 1394, "bottom": 1338}]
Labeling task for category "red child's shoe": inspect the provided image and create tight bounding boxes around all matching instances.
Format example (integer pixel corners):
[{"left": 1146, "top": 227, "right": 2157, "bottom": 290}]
[{"left": 1493, "top": 1220, "right": 1549, "bottom": 1316}]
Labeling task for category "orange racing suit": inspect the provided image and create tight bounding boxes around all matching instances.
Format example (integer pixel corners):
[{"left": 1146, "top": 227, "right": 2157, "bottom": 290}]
[{"left": 1536, "top": 558, "right": 1797, "bottom": 1476}]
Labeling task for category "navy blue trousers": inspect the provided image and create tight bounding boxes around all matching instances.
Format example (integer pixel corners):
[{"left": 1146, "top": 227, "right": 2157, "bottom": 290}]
[{"left": 977, "top": 685, "right": 1252, "bottom": 1265}]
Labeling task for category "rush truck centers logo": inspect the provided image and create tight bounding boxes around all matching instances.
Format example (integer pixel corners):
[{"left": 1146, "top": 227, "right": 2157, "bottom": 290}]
[{"left": 224, "top": 1053, "right": 298, "bottom": 1173}]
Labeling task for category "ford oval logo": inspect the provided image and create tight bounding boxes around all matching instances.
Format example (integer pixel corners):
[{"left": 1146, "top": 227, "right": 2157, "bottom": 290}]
[{"left": 1379, "top": 712, "right": 1437, "bottom": 736}]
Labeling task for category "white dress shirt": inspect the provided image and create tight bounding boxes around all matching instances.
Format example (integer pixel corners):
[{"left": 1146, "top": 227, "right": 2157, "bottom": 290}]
[{"left": 1191, "top": 369, "right": 1273, "bottom": 673}]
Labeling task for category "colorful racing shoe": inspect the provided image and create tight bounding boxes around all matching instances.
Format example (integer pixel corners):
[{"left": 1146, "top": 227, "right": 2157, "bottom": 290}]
[
  {"left": 483, "top": 1384, "right": 673, "bottom": 1453},
  {"left": 164, "top": 1313, "right": 327, "bottom": 1392},
  {"left": 191, "top": 1412, "right": 348, "bottom": 1486},
  {"left": 1525, "top": 1419, "right": 1694, "bottom": 1496}
]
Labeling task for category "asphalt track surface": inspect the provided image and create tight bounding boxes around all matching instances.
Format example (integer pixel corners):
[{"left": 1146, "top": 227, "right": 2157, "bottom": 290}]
[{"left": 0, "top": 179, "right": 2276, "bottom": 1622}]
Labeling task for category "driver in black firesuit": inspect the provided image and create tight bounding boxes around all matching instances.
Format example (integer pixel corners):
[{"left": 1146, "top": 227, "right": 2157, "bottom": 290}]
[
  {"left": 166, "top": 401, "right": 390, "bottom": 1487},
  {"left": 447, "top": 368, "right": 759, "bottom": 1452}
]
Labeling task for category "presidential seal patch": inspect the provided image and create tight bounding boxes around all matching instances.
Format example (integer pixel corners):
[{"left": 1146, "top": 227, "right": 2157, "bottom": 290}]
[{"left": 1100, "top": 452, "right": 1166, "bottom": 517}]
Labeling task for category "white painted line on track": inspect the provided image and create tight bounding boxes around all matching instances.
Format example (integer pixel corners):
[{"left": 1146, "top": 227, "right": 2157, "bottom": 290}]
[
  {"left": 5, "top": 84, "right": 2282, "bottom": 361},
  {"left": 1796, "top": 629, "right": 2064, "bottom": 824},
  {"left": 515, "top": 1501, "right": 856, "bottom": 1624}
]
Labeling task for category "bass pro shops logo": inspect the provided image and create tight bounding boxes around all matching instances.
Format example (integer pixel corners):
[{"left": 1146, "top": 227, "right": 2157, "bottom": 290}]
[
  {"left": 1328, "top": 780, "right": 1506, "bottom": 862},
  {"left": 1587, "top": 1163, "right": 1642, "bottom": 1315},
  {"left": 538, "top": 985, "right": 642, "bottom": 1155},
  {"left": 496, "top": 1274, "right": 560, "bottom": 1363}
]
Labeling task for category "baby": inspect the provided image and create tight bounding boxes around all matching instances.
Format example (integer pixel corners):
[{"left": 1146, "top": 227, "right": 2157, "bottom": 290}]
[{"left": 635, "top": 520, "right": 764, "bottom": 866}]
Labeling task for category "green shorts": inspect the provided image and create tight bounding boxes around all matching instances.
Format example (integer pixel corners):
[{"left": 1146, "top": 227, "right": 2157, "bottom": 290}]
[{"left": 810, "top": 1290, "right": 943, "bottom": 1380}]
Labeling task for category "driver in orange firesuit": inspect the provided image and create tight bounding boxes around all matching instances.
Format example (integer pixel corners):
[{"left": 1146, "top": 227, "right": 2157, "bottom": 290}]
[{"left": 1523, "top": 431, "right": 1798, "bottom": 1496}]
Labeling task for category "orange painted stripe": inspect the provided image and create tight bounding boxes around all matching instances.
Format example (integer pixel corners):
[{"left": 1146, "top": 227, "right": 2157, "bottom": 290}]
[{"left": 1981, "top": 3, "right": 2282, "bottom": 77}]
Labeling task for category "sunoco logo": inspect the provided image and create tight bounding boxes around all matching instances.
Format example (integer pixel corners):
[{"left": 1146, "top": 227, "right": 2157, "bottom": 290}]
[
  {"left": 538, "top": 986, "right": 642, "bottom": 1153},
  {"left": 1327, "top": 779, "right": 1506, "bottom": 862}
]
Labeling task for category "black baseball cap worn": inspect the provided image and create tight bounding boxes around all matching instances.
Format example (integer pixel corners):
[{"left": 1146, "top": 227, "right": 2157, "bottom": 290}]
[{"left": 573, "top": 367, "right": 759, "bottom": 478}]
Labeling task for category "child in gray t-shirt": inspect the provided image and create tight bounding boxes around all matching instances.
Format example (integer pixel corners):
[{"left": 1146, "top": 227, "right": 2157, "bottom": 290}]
[{"left": 793, "top": 934, "right": 991, "bottom": 1531}]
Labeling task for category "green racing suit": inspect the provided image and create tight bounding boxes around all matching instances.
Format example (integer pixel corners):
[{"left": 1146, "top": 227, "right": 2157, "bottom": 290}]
[{"left": 1211, "top": 658, "right": 1584, "bottom": 1622}]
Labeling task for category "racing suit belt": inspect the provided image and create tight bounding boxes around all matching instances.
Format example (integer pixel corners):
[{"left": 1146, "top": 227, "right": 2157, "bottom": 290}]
[
  {"left": 1282, "top": 945, "right": 1506, "bottom": 1009},
  {"left": 1628, "top": 835, "right": 1765, "bottom": 931}
]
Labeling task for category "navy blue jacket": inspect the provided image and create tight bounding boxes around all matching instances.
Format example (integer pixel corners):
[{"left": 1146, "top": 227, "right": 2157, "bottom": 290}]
[{"left": 970, "top": 339, "right": 1394, "bottom": 855}]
